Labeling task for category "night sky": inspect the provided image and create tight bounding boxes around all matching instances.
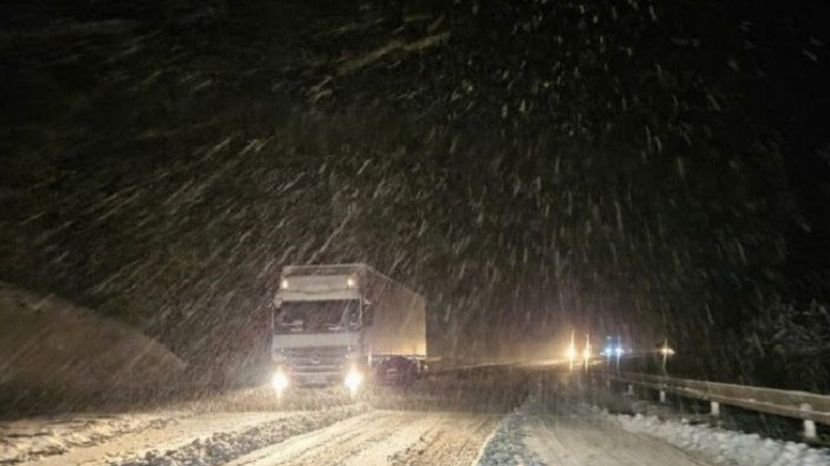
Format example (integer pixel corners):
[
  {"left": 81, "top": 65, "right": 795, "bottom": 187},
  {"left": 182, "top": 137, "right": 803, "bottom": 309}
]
[{"left": 1, "top": 0, "right": 829, "bottom": 389}]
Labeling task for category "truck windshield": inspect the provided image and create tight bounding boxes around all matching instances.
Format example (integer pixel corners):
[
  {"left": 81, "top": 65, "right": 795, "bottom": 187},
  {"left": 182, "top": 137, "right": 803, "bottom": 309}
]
[{"left": 276, "top": 300, "right": 359, "bottom": 333}]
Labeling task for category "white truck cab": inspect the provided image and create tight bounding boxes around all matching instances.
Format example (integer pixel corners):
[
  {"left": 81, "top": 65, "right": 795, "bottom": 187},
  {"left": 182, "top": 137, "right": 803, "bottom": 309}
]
[{"left": 271, "top": 264, "right": 425, "bottom": 393}]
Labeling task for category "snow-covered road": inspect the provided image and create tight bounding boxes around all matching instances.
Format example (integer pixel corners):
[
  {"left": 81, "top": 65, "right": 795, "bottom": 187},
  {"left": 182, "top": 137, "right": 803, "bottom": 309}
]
[
  {"left": 476, "top": 407, "right": 716, "bottom": 466},
  {"left": 226, "top": 410, "right": 498, "bottom": 466},
  {"left": 522, "top": 414, "right": 715, "bottom": 466},
  {"left": 1, "top": 404, "right": 366, "bottom": 466},
  {"left": 5, "top": 379, "right": 829, "bottom": 466},
  {"left": 475, "top": 394, "right": 830, "bottom": 466},
  {"left": 24, "top": 412, "right": 294, "bottom": 466},
  {"left": 0, "top": 405, "right": 735, "bottom": 466}
]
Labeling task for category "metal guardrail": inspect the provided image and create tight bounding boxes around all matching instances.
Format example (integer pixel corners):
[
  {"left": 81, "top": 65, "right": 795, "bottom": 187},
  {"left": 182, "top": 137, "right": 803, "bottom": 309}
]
[{"left": 599, "top": 371, "right": 830, "bottom": 438}]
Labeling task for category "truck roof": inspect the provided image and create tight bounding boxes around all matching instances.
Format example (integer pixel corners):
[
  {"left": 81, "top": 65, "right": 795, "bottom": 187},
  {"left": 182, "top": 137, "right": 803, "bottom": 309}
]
[
  {"left": 281, "top": 263, "right": 421, "bottom": 300},
  {"left": 282, "top": 263, "right": 369, "bottom": 276}
]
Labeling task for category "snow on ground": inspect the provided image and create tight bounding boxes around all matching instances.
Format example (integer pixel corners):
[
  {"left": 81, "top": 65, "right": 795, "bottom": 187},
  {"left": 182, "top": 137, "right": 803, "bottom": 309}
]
[
  {"left": 107, "top": 403, "right": 366, "bottom": 466},
  {"left": 226, "top": 410, "right": 497, "bottom": 466},
  {"left": 475, "top": 374, "right": 829, "bottom": 466},
  {"left": 597, "top": 406, "right": 830, "bottom": 466},
  {"left": 0, "top": 412, "right": 182, "bottom": 465},
  {"left": 9, "top": 374, "right": 827, "bottom": 466},
  {"left": 23, "top": 412, "right": 304, "bottom": 466},
  {"left": 475, "top": 399, "right": 716, "bottom": 466},
  {"left": 0, "top": 384, "right": 356, "bottom": 465},
  {"left": 2, "top": 373, "right": 514, "bottom": 465},
  {"left": 474, "top": 408, "right": 543, "bottom": 466},
  {"left": 521, "top": 409, "right": 718, "bottom": 466},
  {"left": 174, "top": 385, "right": 355, "bottom": 414}
]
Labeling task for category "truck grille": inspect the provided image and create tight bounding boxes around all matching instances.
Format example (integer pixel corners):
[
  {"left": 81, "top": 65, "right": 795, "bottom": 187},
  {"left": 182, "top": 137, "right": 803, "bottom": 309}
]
[{"left": 283, "top": 346, "right": 348, "bottom": 375}]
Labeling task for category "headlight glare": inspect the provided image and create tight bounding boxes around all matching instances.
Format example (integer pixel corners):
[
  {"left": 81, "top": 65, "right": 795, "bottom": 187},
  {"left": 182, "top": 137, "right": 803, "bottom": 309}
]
[
  {"left": 344, "top": 367, "right": 363, "bottom": 394},
  {"left": 271, "top": 369, "right": 289, "bottom": 392}
]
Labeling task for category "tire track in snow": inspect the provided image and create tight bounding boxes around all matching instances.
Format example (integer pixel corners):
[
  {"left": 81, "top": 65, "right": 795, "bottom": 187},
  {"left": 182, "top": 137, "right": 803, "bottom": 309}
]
[
  {"left": 389, "top": 413, "right": 499, "bottom": 466},
  {"left": 225, "top": 411, "right": 499, "bottom": 466}
]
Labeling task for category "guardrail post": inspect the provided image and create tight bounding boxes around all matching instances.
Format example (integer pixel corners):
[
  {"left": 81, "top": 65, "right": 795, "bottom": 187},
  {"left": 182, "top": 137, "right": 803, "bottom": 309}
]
[
  {"left": 611, "top": 371, "right": 830, "bottom": 433},
  {"left": 801, "top": 403, "right": 817, "bottom": 440}
]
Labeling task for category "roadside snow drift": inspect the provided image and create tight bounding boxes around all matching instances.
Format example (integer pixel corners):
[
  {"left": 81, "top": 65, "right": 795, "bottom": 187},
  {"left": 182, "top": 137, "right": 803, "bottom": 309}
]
[
  {"left": 607, "top": 409, "right": 830, "bottom": 466},
  {"left": 475, "top": 392, "right": 829, "bottom": 466},
  {"left": 0, "top": 282, "right": 185, "bottom": 401}
]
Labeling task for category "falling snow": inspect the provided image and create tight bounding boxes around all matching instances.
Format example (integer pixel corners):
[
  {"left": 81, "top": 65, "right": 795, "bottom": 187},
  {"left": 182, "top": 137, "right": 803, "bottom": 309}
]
[{"left": 1, "top": 0, "right": 829, "bottom": 424}]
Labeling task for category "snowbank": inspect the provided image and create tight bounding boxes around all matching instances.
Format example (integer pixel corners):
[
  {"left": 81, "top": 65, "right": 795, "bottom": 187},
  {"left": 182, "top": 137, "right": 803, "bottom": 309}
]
[
  {"left": 0, "top": 281, "right": 185, "bottom": 403},
  {"left": 598, "top": 407, "right": 830, "bottom": 466}
]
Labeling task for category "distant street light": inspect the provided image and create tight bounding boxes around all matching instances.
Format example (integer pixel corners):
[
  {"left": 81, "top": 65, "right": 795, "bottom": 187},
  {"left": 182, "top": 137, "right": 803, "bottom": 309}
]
[
  {"left": 604, "top": 336, "right": 613, "bottom": 370},
  {"left": 603, "top": 336, "right": 625, "bottom": 372},
  {"left": 582, "top": 334, "right": 591, "bottom": 371},
  {"left": 566, "top": 330, "right": 577, "bottom": 371},
  {"left": 614, "top": 337, "right": 624, "bottom": 372},
  {"left": 660, "top": 338, "right": 675, "bottom": 374}
]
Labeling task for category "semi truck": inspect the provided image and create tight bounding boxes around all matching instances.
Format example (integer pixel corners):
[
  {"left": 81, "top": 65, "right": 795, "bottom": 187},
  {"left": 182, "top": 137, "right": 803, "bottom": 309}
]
[{"left": 270, "top": 263, "right": 426, "bottom": 393}]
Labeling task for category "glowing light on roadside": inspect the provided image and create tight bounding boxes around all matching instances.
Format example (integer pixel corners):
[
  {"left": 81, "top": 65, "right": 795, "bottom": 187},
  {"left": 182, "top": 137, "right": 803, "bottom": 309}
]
[
  {"left": 566, "top": 330, "right": 577, "bottom": 370},
  {"left": 280, "top": 279, "right": 290, "bottom": 290},
  {"left": 271, "top": 369, "right": 289, "bottom": 392},
  {"left": 566, "top": 345, "right": 577, "bottom": 361},
  {"left": 346, "top": 277, "right": 357, "bottom": 288},
  {"left": 344, "top": 367, "right": 363, "bottom": 395},
  {"left": 615, "top": 346, "right": 625, "bottom": 357},
  {"left": 581, "top": 334, "right": 592, "bottom": 371},
  {"left": 659, "top": 339, "right": 675, "bottom": 373}
]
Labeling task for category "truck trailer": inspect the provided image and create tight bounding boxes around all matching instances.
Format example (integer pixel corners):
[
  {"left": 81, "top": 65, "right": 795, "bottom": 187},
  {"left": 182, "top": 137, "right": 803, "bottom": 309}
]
[{"left": 270, "top": 263, "right": 426, "bottom": 393}]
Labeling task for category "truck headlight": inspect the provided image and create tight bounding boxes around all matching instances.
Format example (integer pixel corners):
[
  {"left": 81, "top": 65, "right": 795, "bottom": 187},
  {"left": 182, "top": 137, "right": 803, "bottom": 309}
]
[
  {"left": 271, "top": 369, "right": 289, "bottom": 392},
  {"left": 344, "top": 367, "right": 363, "bottom": 394}
]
